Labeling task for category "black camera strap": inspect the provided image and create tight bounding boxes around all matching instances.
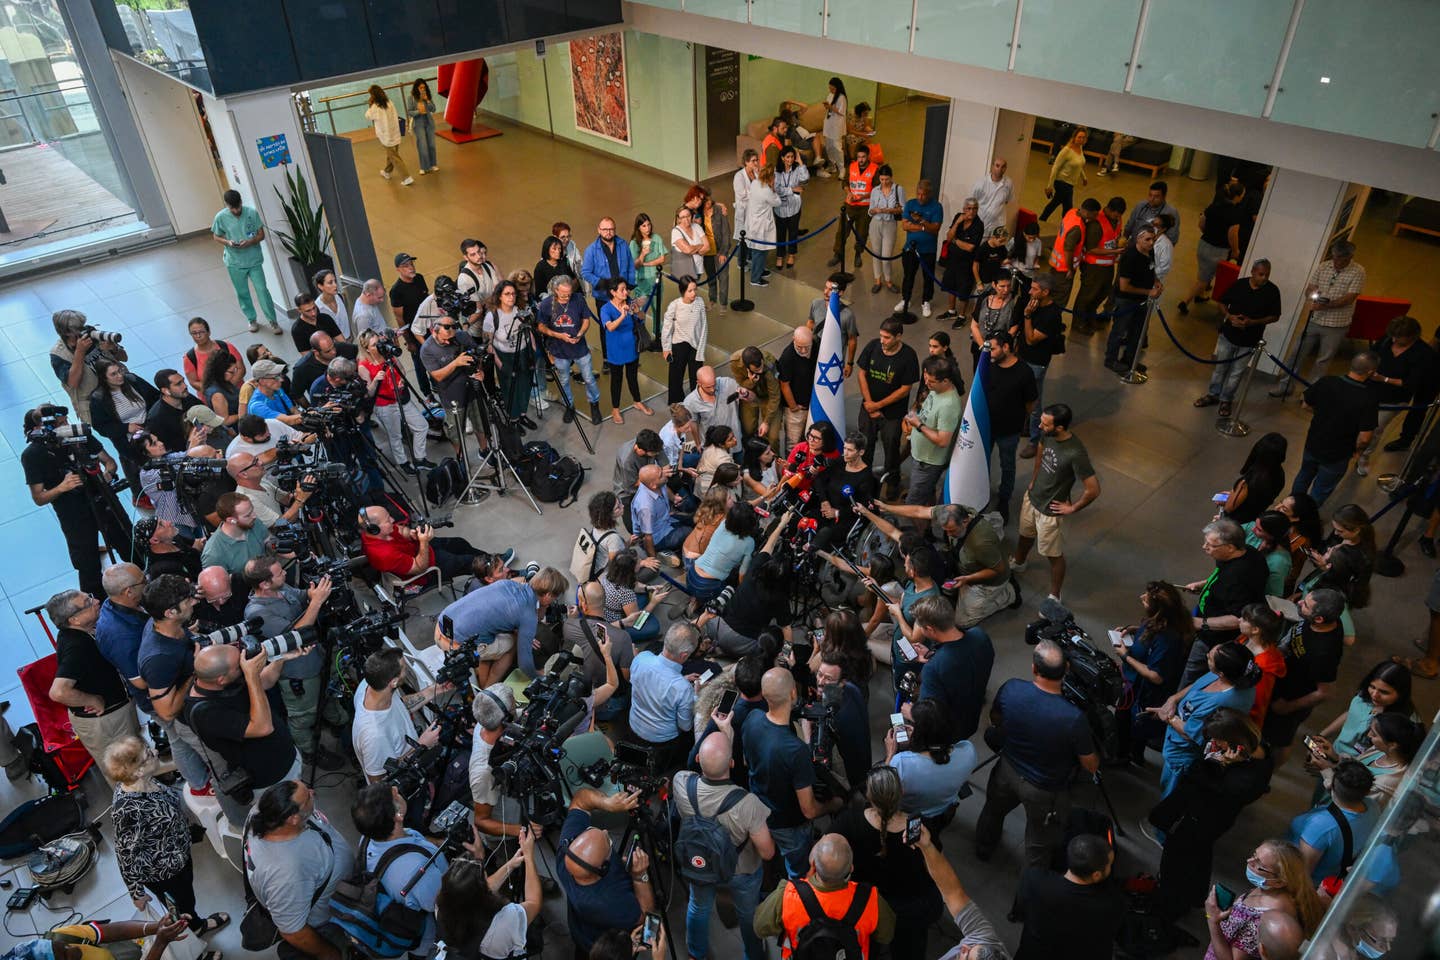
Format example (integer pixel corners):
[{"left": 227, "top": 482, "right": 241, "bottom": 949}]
[{"left": 576, "top": 614, "right": 605, "bottom": 663}]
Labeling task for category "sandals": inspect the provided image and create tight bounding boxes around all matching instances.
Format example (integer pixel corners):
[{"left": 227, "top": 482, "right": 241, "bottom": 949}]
[
  {"left": 1393, "top": 655, "right": 1438, "bottom": 679},
  {"left": 199, "top": 952, "right": 223, "bottom": 960},
  {"left": 1218, "top": 402, "right": 1233, "bottom": 418},
  {"left": 200, "top": 913, "right": 230, "bottom": 935},
  {"left": 1193, "top": 394, "right": 1219, "bottom": 408}
]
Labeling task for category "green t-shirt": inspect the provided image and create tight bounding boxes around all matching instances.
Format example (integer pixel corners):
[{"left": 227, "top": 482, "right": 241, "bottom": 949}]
[
  {"left": 212, "top": 205, "right": 265, "bottom": 268},
  {"left": 1027, "top": 433, "right": 1095, "bottom": 516},
  {"left": 199, "top": 519, "right": 271, "bottom": 575},
  {"left": 911, "top": 387, "right": 961, "bottom": 466}
]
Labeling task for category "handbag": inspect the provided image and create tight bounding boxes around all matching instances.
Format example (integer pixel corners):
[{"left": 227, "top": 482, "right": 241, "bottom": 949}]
[{"left": 632, "top": 314, "right": 657, "bottom": 354}]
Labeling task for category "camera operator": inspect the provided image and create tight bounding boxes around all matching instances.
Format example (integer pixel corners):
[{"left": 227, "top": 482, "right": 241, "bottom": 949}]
[
  {"left": 245, "top": 780, "right": 352, "bottom": 960},
  {"left": 467, "top": 682, "right": 528, "bottom": 840},
  {"left": 629, "top": 622, "right": 704, "bottom": 772},
  {"left": 352, "top": 648, "right": 441, "bottom": 783},
  {"left": 180, "top": 442, "right": 236, "bottom": 530},
  {"left": 557, "top": 786, "right": 654, "bottom": 957},
  {"left": 359, "top": 505, "right": 491, "bottom": 581},
  {"left": 201, "top": 493, "right": 271, "bottom": 576},
  {"left": 420, "top": 307, "right": 492, "bottom": 462},
  {"left": 136, "top": 517, "right": 203, "bottom": 580},
  {"left": 247, "top": 359, "right": 304, "bottom": 427},
  {"left": 227, "top": 452, "right": 312, "bottom": 527},
  {"left": 49, "top": 308, "right": 127, "bottom": 424},
  {"left": 886, "top": 595, "right": 994, "bottom": 742},
  {"left": 195, "top": 565, "right": 249, "bottom": 632},
  {"left": 744, "top": 667, "right": 844, "bottom": 879},
  {"left": 350, "top": 783, "right": 452, "bottom": 955},
  {"left": 812, "top": 650, "right": 872, "bottom": 793},
  {"left": 973, "top": 639, "right": 1100, "bottom": 867},
  {"left": 186, "top": 639, "right": 305, "bottom": 826},
  {"left": 133, "top": 429, "right": 205, "bottom": 534},
  {"left": 356, "top": 328, "right": 433, "bottom": 470},
  {"left": 674, "top": 721, "right": 777, "bottom": 960},
  {"left": 436, "top": 566, "right": 569, "bottom": 681},
  {"left": 243, "top": 554, "right": 336, "bottom": 769},
  {"left": 22, "top": 405, "right": 122, "bottom": 598},
  {"left": 564, "top": 580, "right": 634, "bottom": 723},
  {"left": 536, "top": 276, "right": 603, "bottom": 425},
  {"left": 226, "top": 414, "right": 309, "bottom": 468},
  {"left": 433, "top": 829, "right": 541, "bottom": 960}
]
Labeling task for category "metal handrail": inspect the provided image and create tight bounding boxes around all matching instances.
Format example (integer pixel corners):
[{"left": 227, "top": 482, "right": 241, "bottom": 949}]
[
  {"left": 303, "top": 76, "right": 438, "bottom": 137},
  {"left": 0, "top": 80, "right": 89, "bottom": 107}
]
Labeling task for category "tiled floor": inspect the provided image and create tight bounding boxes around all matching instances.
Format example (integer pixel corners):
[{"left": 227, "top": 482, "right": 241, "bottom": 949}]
[{"left": 0, "top": 96, "right": 1436, "bottom": 958}]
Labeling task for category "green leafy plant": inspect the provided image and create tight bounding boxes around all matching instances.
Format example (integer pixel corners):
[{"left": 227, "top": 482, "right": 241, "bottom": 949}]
[{"left": 272, "top": 165, "right": 331, "bottom": 266}]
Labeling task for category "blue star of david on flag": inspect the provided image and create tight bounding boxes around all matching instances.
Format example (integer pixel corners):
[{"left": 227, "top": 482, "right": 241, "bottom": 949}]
[{"left": 809, "top": 291, "right": 848, "bottom": 429}]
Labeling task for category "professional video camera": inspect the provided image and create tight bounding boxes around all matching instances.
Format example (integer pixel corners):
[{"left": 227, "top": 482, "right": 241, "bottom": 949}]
[
  {"left": 25, "top": 407, "right": 101, "bottom": 460},
  {"left": 194, "top": 618, "right": 317, "bottom": 660},
  {"left": 270, "top": 459, "right": 350, "bottom": 495},
  {"left": 143, "top": 453, "right": 228, "bottom": 491},
  {"left": 490, "top": 653, "right": 591, "bottom": 825},
  {"left": 333, "top": 604, "right": 406, "bottom": 658},
  {"left": 576, "top": 741, "right": 668, "bottom": 799},
  {"left": 384, "top": 737, "right": 443, "bottom": 801},
  {"left": 432, "top": 275, "right": 477, "bottom": 321},
  {"left": 1025, "top": 598, "right": 1123, "bottom": 758}
]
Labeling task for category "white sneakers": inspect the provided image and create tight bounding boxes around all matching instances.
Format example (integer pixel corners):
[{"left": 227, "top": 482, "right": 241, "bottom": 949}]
[
  {"left": 893, "top": 299, "right": 905, "bottom": 314},
  {"left": 922, "top": 301, "right": 932, "bottom": 318},
  {"left": 379, "top": 169, "right": 391, "bottom": 180},
  {"left": 417, "top": 169, "right": 426, "bottom": 176},
  {"left": 401, "top": 177, "right": 415, "bottom": 186},
  {"left": 429, "top": 165, "right": 439, "bottom": 172}
]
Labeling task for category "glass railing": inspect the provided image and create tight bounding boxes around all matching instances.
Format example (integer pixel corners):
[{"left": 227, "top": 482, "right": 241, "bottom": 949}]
[
  {"left": 99, "top": 0, "right": 211, "bottom": 93},
  {"left": 299, "top": 75, "right": 441, "bottom": 137},
  {"left": 1304, "top": 711, "right": 1440, "bottom": 958}
]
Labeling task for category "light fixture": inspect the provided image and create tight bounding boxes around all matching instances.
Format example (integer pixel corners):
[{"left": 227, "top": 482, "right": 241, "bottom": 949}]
[{"left": 1320, "top": 76, "right": 1331, "bottom": 84}]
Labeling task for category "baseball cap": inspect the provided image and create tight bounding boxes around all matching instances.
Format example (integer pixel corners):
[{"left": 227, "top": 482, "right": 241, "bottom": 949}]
[
  {"left": 394, "top": 253, "right": 417, "bottom": 267},
  {"left": 251, "top": 358, "right": 288, "bottom": 380},
  {"left": 184, "top": 405, "right": 225, "bottom": 429}
]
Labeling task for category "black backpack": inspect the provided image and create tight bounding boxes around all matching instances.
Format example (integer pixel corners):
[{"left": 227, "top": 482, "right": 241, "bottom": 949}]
[
  {"left": 674, "top": 775, "right": 747, "bottom": 885},
  {"left": 424, "top": 457, "right": 467, "bottom": 505},
  {"left": 529, "top": 457, "right": 585, "bottom": 506},
  {"left": 791, "top": 881, "right": 873, "bottom": 960}
]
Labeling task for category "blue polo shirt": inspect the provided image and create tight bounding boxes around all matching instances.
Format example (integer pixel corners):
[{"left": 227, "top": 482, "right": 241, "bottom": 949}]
[
  {"left": 247, "top": 388, "right": 294, "bottom": 419},
  {"left": 437, "top": 579, "right": 542, "bottom": 676},
  {"left": 902, "top": 197, "right": 944, "bottom": 255},
  {"left": 95, "top": 599, "right": 153, "bottom": 712},
  {"left": 631, "top": 484, "right": 675, "bottom": 546}
]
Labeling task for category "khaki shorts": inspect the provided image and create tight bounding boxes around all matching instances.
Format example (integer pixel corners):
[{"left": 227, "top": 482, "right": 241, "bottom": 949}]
[
  {"left": 477, "top": 631, "right": 517, "bottom": 661},
  {"left": 1019, "top": 497, "right": 1065, "bottom": 558}
]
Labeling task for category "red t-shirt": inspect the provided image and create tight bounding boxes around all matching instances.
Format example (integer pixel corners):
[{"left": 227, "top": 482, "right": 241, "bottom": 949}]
[
  {"left": 361, "top": 531, "right": 432, "bottom": 576},
  {"left": 183, "top": 340, "right": 244, "bottom": 387},
  {"left": 1249, "top": 644, "right": 1287, "bottom": 725}
]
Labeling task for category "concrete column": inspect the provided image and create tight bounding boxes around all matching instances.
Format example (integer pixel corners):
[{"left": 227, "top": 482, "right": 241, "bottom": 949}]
[
  {"left": 1241, "top": 168, "right": 1348, "bottom": 376},
  {"left": 994, "top": 109, "right": 1036, "bottom": 232},
  {"left": 201, "top": 88, "right": 322, "bottom": 312},
  {"left": 937, "top": 98, "right": 1000, "bottom": 222}
]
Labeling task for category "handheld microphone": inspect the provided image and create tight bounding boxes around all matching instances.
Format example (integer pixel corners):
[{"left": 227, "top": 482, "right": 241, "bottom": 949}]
[{"left": 841, "top": 484, "right": 854, "bottom": 500}]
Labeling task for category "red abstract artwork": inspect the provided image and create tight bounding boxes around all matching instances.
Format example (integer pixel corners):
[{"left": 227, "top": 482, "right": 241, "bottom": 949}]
[{"left": 570, "top": 32, "right": 630, "bottom": 146}]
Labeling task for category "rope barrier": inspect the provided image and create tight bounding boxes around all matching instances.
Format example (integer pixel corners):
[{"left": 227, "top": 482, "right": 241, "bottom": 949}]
[
  {"left": 664, "top": 241, "right": 741, "bottom": 286},
  {"left": 913, "top": 250, "right": 989, "bottom": 302},
  {"left": 744, "top": 213, "right": 841, "bottom": 248},
  {"left": 1061, "top": 298, "right": 1149, "bottom": 321},
  {"left": 1265, "top": 352, "right": 1313, "bottom": 389},
  {"left": 1153, "top": 305, "right": 1254, "bottom": 365}
]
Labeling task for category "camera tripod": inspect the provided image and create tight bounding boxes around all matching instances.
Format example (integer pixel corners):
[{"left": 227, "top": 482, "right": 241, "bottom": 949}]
[
  {"left": 531, "top": 350, "right": 596, "bottom": 455},
  {"left": 452, "top": 387, "right": 544, "bottom": 516}
]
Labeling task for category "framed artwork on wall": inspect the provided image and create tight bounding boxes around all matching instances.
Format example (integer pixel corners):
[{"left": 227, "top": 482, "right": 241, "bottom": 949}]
[{"left": 570, "top": 31, "right": 630, "bottom": 145}]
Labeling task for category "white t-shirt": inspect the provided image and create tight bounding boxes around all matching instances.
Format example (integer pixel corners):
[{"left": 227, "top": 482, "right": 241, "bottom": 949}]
[
  {"left": 468, "top": 732, "right": 500, "bottom": 807},
  {"left": 823, "top": 92, "right": 847, "bottom": 140},
  {"left": 351, "top": 684, "right": 418, "bottom": 779},
  {"left": 671, "top": 223, "right": 705, "bottom": 278},
  {"left": 436, "top": 901, "right": 528, "bottom": 960},
  {"left": 226, "top": 419, "right": 302, "bottom": 460}
]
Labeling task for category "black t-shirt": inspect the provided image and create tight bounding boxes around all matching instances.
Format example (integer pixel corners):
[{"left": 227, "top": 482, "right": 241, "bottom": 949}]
[
  {"left": 946, "top": 216, "right": 984, "bottom": 267},
  {"left": 146, "top": 547, "right": 203, "bottom": 581},
  {"left": 742, "top": 711, "right": 815, "bottom": 828},
  {"left": 856, "top": 340, "right": 919, "bottom": 420},
  {"left": 974, "top": 242, "right": 1009, "bottom": 283},
  {"left": 1219, "top": 279, "right": 1283, "bottom": 347},
  {"left": 776, "top": 343, "right": 818, "bottom": 407},
  {"left": 1113, "top": 246, "right": 1156, "bottom": 302},
  {"left": 191, "top": 474, "right": 237, "bottom": 527},
  {"left": 290, "top": 313, "right": 342, "bottom": 354},
  {"left": 831, "top": 804, "right": 942, "bottom": 911},
  {"left": 1272, "top": 622, "right": 1345, "bottom": 703},
  {"left": 1372, "top": 338, "right": 1435, "bottom": 404},
  {"left": 1014, "top": 868, "right": 1126, "bottom": 960},
  {"left": 818, "top": 464, "right": 877, "bottom": 534},
  {"left": 1302, "top": 376, "right": 1379, "bottom": 462},
  {"left": 421, "top": 331, "right": 482, "bottom": 408},
  {"left": 920, "top": 629, "right": 994, "bottom": 742},
  {"left": 55, "top": 627, "right": 129, "bottom": 714},
  {"left": 185, "top": 680, "right": 294, "bottom": 789},
  {"left": 194, "top": 587, "right": 250, "bottom": 634},
  {"left": 144, "top": 396, "right": 203, "bottom": 452},
  {"left": 388, "top": 275, "right": 430, "bottom": 327},
  {"left": 21, "top": 440, "right": 103, "bottom": 529},
  {"left": 1195, "top": 548, "right": 1268, "bottom": 645},
  {"left": 724, "top": 551, "right": 790, "bottom": 639},
  {"left": 984, "top": 359, "right": 1038, "bottom": 437},
  {"left": 1018, "top": 302, "right": 1065, "bottom": 366},
  {"left": 1200, "top": 201, "right": 1240, "bottom": 248}
]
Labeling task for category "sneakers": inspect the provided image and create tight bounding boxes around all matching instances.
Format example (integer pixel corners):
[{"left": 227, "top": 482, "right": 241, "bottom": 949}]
[
  {"left": 247, "top": 320, "right": 260, "bottom": 333},
  {"left": 816, "top": 167, "right": 833, "bottom": 178},
  {"left": 429, "top": 165, "right": 439, "bottom": 172},
  {"left": 893, "top": 299, "right": 906, "bottom": 314},
  {"left": 269, "top": 320, "right": 283, "bottom": 335},
  {"left": 500, "top": 548, "right": 516, "bottom": 566},
  {"left": 1009, "top": 556, "right": 1028, "bottom": 572},
  {"left": 922, "top": 301, "right": 932, "bottom": 318},
  {"left": 380, "top": 169, "right": 391, "bottom": 180},
  {"left": 416, "top": 169, "right": 426, "bottom": 176},
  {"left": 751, "top": 278, "right": 769, "bottom": 287},
  {"left": 937, "top": 309, "right": 958, "bottom": 321},
  {"left": 188, "top": 781, "right": 215, "bottom": 798},
  {"left": 400, "top": 177, "right": 415, "bottom": 186},
  {"left": 589, "top": 401, "right": 602, "bottom": 425}
]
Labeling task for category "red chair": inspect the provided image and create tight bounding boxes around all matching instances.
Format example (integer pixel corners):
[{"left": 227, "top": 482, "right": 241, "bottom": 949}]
[
  {"left": 1016, "top": 207, "right": 1038, "bottom": 238},
  {"left": 17, "top": 654, "right": 94, "bottom": 791},
  {"left": 1211, "top": 259, "right": 1240, "bottom": 302},
  {"left": 1348, "top": 296, "right": 1411, "bottom": 342}
]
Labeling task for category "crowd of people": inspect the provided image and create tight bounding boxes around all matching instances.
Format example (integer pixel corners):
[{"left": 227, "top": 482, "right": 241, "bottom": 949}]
[{"left": 10, "top": 101, "right": 1437, "bottom": 960}]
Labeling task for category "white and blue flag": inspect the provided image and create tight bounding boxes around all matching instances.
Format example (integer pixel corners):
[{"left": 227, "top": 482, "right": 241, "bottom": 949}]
[
  {"left": 809, "top": 289, "right": 847, "bottom": 430},
  {"left": 943, "top": 348, "right": 992, "bottom": 510}
]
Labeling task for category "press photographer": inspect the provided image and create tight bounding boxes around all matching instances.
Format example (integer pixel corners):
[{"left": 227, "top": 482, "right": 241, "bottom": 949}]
[
  {"left": 356, "top": 328, "right": 433, "bottom": 471},
  {"left": 196, "top": 565, "right": 249, "bottom": 632},
  {"left": 136, "top": 517, "right": 203, "bottom": 580},
  {"left": 359, "top": 505, "right": 490, "bottom": 581},
  {"left": 468, "top": 681, "right": 526, "bottom": 839},
  {"left": 243, "top": 554, "right": 337, "bottom": 769},
  {"left": 353, "top": 648, "right": 441, "bottom": 787},
  {"left": 49, "top": 307, "right": 127, "bottom": 424},
  {"left": 247, "top": 358, "right": 304, "bottom": 427},
  {"left": 419, "top": 294, "right": 491, "bottom": 456},
  {"left": 227, "top": 451, "right": 312, "bottom": 527},
  {"left": 22, "top": 404, "right": 126, "bottom": 597},
  {"left": 557, "top": 786, "right": 654, "bottom": 957}
]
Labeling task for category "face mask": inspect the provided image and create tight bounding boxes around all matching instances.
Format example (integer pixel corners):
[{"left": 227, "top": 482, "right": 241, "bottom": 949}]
[
  {"left": 1245, "top": 866, "right": 1271, "bottom": 889},
  {"left": 1355, "top": 939, "right": 1386, "bottom": 959}
]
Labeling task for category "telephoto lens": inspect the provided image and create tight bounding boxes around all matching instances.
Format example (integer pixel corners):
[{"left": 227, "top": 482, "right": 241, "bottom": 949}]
[
  {"left": 248, "top": 625, "right": 317, "bottom": 659},
  {"left": 82, "top": 326, "right": 123, "bottom": 344}
]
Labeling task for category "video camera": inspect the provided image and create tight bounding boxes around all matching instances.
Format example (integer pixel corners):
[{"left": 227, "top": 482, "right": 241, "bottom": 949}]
[
  {"left": 432, "top": 275, "right": 477, "bottom": 321},
  {"left": 194, "top": 617, "right": 316, "bottom": 661},
  {"left": 1025, "top": 598, "right": 1123, "bottom": 757},
  {"left": 370, "top": 329, "right": 404, "bottom": 360},
  {"left": 384, "top": 737, "right": 443, "bottom": 801},
  {"left": 577, "top": 741, "right": 667, "bottom": 799},
  {"left": 491, "top": 653, "right": 591, "bottom": 825},
  {"left": 25, "top": 407, "right": 97, "bottom": 455},
  {"left": 143, "top": 453, "right": 227, "bottom": 491},
  {"left": 270, "top": 459, "right": 350, "bottom": 495}
]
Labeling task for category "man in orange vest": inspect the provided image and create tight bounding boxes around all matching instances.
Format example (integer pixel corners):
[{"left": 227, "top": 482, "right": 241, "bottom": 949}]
[
  {"left": 828, "top": 144, "right": 878, "bottom": 272},
  {"left": 1046, "top": 198, "right": 1100, "bottom": 311},
  {"left": 761, "top": 115, "right": 788, "bottom": 168},
  {"left": 755, "top": 833, "right": 895, "bottom": 959},
  {"left": 1071, "top": 197, "right": 1127, "bottom": 335}
]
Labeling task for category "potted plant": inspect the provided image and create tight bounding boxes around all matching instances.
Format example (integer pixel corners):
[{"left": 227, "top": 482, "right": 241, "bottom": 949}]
[{"left": 273, "top": 164, "right": 334, "bottom": 294}]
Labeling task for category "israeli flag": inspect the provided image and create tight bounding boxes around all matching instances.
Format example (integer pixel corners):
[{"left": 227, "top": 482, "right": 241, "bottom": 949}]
[
  {"left": 809, "top": 289, "right": 847, "bottom": 430},
  {"left": 943, "top": 347, "right": 992, "bottom": 510}
]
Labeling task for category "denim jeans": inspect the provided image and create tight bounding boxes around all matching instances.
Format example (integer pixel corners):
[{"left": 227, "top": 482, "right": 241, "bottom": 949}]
[
  {"left": 551, "top": 352, "right": 600, "bottom": 404},
  {"left": 1206, "top": 336, "right": 1251, "bottom": 401},
  {"left": 412, "top": 112, "right": 436, "bottom": 170},
  {"left": 1292, "top": 448, "right": 1349, "bottom": 506},
  {"left": 686, "top": 866, "right": 765, "bottom": 960},
  {"left": 749, "top": 245, "right": 767, "bottom": 284},
  {"left": 987, "top": 432, "right": 1021, "bottom": 503},
  {"left": 1027, "top": 363, "right": 1050, "bottom": 441},
  {"left": 1103, "top": 298, "right": 1149, "bottom": 367},
  {"left": 769, "top": 824, "right": 815, "bottom": 879}
]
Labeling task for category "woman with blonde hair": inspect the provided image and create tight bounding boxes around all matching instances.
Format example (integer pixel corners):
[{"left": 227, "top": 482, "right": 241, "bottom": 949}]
[
  {"left": 683, "top": 484, "right": 732, "bottom": 561},
  {"left": 1203, "top": 839, "right": 1324, "bottom": 960},
  {"left": 104, "top": 737, "right": 228, "bottom": 957},
  {"left": 1039, "top": 126, "right": 1088, "bottom": 221},
  {"left": 364, "top": 85, "right": 412, "bottom": 186}
]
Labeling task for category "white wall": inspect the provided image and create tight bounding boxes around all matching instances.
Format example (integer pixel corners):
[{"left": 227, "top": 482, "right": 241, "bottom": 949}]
[
  {"left": 937, "top": 99, "right": 998, "bottom": 222},
  {"left": 112, "top": 56, "right": 222, "bottom": 235}
]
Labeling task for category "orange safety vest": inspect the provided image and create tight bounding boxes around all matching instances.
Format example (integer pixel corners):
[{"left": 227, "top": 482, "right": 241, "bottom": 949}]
[
  {"left": 1048, "top": 208, "right": 1087, "bottom": 273},
  {"left": 845, "top": 161, "right": 878, "bottom": 207},
  {"left": 1082, "top": 212, "right": 1123, "bottom": 267},
  {"left": 761, "top": 132, "right": 784, "bottom": 160},
  {"left": 779, "top": 880, "right": 881, "bottom": 959}
]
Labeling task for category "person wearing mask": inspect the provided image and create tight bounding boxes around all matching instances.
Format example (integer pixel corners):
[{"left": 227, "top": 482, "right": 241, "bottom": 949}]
[
  {"left": 974, "top": 639, "right": 1100, "bottom": 866},
  {"left": 536, "top": 275, "right": 603, "bottom": 425},
  {"left": 245, "top": 780, "right": 353, "bottom": 960},
  {"left": 1013, "top": 834, "right": 1125, "bottom": 960},
  {"left": 1149, "top": 642, "right": 1259, "bottom": 800},
  {"left": 212, "top": 189, "right": 282, "bottom": 334},
  {"left": 1288, "top": 759, "right": 1379, "bottom": 884},
  {"left": 435, "top": 567, "right": 569, "bottom": 682},
  {"left": 45, "top": 588, "right": 141, "bottom": 781},
  {"left": 673, "top": 724, "right": 776, "bottom": 960},
  {"left": 753, "top": 833, "right": 894, "bottom": 959},
  {"left": 556, "top": 786, "right": 654, "bottom": 957}
]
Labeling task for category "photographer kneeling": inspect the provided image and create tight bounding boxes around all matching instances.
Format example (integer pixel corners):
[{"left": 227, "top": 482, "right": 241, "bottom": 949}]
[
  {"left": 244, "top": 555, "right": 338, "bottom": 770},
  {"left": 185, "top": 640, "right": 307, "bottom": 827},
  {"left": 360, "top": 505, "right": 492, "bottom": 583}
]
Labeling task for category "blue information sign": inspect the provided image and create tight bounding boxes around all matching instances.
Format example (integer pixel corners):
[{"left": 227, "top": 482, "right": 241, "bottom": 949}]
[{"left": 256, "top": 134, "right": 291, "bottom": 169}]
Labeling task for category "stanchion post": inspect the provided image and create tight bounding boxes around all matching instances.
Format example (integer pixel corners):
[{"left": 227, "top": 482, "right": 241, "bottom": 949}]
[
  {"left": 1216, "top": 339, "right": 1265, "bottom": 438},
  {"left": 1378, "top": 399, "right": 1440, "bottom": 495},
  {"left": 1120, "top": 299, "right": 1154, "bottom": 385},
  {"left": 730, "top": 230, "right": 754, "bottom": 313}
]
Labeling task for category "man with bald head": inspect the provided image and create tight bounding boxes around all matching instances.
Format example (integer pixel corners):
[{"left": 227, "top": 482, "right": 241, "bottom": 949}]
[
  {"left": 744, "top": 667, "right": 844, "bottom": 879},
  {"left": 684, "top": 364, "right": 746, "bottom": 438},
  {"left": 193, "top": 564, "right": 247, "bottom": 632},
  {"left": 778, "top": 325, "right": 818, "bottom": 450},
  {"left": 1256, "top": 909, "right": 1305, "bottom": 960},
  {"left": 184, "top": 638, "right": 302, "bottom": 825},
  {"left": 358, "top": 504, "right": 489, "bottom": 581},
  {"left": 632, "top": 463, "right": 693, "bottom": 560},
  {"left": 562, "top": 579, "right": 634, "bottom": 721},
  {"left": 755, "top": 832, "right": 894, "bottom": 958},
  {"left": 674, "top": 719, "right": 776, "bottom": 960},
  {"left": 225, "top": 451, "right": 307, "bottom": 526},
  {"left": 556, "top": 785, "right": 653, "bottom": 956}
]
